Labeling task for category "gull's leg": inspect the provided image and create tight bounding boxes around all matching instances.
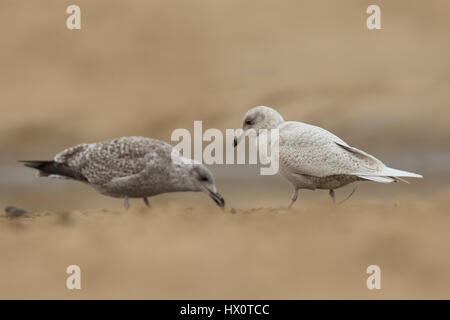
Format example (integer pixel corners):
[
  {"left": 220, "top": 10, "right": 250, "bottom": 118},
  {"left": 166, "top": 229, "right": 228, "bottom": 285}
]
[
  {"left": 123, "top": 196, "right": 130, "bottom": 210},
  {"left": 338, "top": 185, "right": 357, "bottom": 205},
  {"left": 288, "top": 188, "right": 299, "bottom": 208},
  {"left": 143, "top": 197, "right": 151, "bottom": 208},
  {"left": 329, "top": 189, "right": 336, "bottom": 204}
]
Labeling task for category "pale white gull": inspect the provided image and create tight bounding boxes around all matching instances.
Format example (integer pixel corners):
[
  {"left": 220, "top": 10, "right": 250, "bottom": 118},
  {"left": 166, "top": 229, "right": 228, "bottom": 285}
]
[
  {"left": 22, "top": 136, "right": 225, "bottom": 209},
  {"left": 234, "top": 106, "right": 422, "bottom": 207}
]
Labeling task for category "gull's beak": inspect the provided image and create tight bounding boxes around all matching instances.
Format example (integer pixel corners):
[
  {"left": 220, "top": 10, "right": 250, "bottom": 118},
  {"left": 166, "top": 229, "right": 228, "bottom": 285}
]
[
  {"left": 206, "top": 188, "right": 225, "bottom": 209},
  {"left": 233, "top": 131, "right": 245, "bottom": 148}
]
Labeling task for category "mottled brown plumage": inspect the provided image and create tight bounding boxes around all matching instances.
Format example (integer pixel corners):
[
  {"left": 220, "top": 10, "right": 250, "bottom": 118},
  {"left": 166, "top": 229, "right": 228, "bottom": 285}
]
[{"left": 23, "top": 137, "right": 225, "bottom": 209}]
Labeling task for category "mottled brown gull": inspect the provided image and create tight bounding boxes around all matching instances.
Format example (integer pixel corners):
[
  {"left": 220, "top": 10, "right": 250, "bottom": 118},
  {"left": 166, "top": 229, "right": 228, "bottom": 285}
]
[
  {"left": 234, "top": 106, "right": 422, "bottom": 208},
  {"left": 22, "top": 136, "right": 225, "bottom": 209}
]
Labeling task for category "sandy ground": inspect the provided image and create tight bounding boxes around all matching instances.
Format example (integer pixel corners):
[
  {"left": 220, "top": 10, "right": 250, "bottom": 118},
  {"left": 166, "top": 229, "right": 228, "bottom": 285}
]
[
  {"left": 0, "top": 177, "right": 449, "bottom": 299},
  {"left": 1, "top": 193, "right": 449, "bottom": 300},
  {"left": 1, "top": 1, "right": 449, "bottom": 299}
]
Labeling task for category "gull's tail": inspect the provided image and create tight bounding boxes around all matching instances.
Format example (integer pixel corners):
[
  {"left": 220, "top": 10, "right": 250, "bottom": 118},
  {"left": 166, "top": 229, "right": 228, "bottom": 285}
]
[
  {"left": 21, "top": 160, "right": 57, "bottom": 176},
  {"left": 378, "top": 167, "right": 422, "bottom": 178},
  {"left": 358, "top": 167, "right": 422, "bottom": 184},
  {"left": 20, "top": 160, "right": 87, "bottom": 181}
]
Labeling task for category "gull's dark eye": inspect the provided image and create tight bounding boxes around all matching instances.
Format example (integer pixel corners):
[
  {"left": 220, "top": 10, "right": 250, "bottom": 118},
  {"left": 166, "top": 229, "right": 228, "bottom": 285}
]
[
  {"left": 200, "top": 176, "right": 209, "bottom": 182},
  {"left": 245, "top": 119, "right": 253, "bottom": 125}
]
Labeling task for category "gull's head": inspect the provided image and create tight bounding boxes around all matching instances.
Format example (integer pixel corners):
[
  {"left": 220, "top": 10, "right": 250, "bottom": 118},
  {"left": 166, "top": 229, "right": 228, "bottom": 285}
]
[
  {"left": 188, "top": 163, "right": 225, "bottom": 209},
  {"left": 234, "top": 106, "right": 284, "bottom": 147}
]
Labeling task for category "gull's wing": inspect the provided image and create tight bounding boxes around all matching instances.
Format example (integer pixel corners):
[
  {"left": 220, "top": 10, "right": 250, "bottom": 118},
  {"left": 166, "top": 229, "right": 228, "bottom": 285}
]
[
  {"left": 278, "top": 121, "right": 386, "bottom": 178},
  {"left": 54, "top": 136, "right": 172, "bottom": 185}
]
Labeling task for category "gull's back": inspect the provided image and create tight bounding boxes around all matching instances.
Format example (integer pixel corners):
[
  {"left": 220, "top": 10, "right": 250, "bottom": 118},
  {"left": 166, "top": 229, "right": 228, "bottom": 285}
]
[{"left": 278, "top": 121, "right": 386, "bottom": 178}]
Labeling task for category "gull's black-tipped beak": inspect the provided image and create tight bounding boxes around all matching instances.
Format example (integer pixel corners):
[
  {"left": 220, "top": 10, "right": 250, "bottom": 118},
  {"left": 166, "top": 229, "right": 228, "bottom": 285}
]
[
  {"left": 233, "top": 137, "right": 238, "bottom": 148},
  {"left": 208, "top": 190, "right": 225, "bottom": 209}
]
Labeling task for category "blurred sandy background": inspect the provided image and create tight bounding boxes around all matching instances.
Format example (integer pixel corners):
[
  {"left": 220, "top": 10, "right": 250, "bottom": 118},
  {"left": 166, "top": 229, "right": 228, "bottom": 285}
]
[{"left": 0, "top": 0, "right": 449, "bottom": 299}]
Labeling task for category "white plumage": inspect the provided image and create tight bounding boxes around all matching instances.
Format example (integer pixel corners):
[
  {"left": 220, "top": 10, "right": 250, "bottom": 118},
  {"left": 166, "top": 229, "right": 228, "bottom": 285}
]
[{"left": 235, "top": 106, "right": 422, "bottom": 207}]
